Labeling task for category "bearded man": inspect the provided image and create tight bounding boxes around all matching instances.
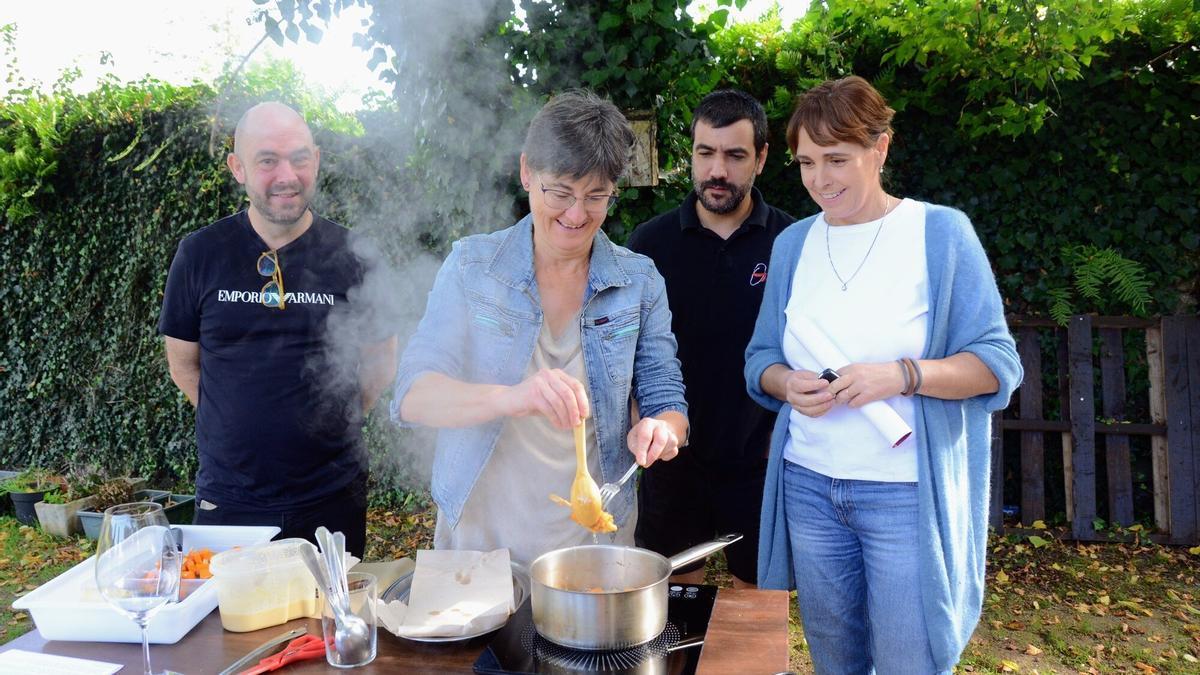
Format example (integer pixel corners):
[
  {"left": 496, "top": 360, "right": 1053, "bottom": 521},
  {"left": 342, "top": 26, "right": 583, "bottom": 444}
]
[
  {"left": 159, "top": 102, "right": 396, "bottom": 556},
  {"left": 626, "top": 89, "right": 794, "bottom": 588}
]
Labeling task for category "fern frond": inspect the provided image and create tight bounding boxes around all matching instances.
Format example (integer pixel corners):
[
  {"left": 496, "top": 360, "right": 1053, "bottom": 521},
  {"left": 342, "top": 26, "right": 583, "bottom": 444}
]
[
  {"left": 1102, "top": 254, "right": 1153, "bottom": 316},
  {"left": 1069, "top": 245, "right": 1106, "bottom": 304},
  {"left": 1058, "top": 244, "right": 1153, "bottom": 318},
  {"left": 1047, "top": 286, "right": 1074, "bottom": 326}
]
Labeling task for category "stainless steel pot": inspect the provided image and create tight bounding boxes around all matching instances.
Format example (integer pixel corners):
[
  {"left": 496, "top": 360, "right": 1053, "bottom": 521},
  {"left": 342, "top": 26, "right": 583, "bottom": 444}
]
[{"left": 529, "top": 533, "right": 742, "bottom": 650}]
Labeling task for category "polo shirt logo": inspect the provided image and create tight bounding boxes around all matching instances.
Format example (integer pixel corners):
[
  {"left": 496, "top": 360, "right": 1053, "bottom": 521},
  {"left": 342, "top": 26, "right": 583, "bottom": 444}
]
[{"left": 750, "top": 262, "right": 768, "bottom": 286}]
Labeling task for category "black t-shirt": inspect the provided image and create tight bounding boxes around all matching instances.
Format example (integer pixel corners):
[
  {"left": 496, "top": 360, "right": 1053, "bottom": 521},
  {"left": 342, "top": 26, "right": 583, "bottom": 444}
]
[
  {"left": 159, "top": 211, "right": 371, "bottom": 509},
  {"left": 626, "top": 187, "right": 794, "bottom": 466}
]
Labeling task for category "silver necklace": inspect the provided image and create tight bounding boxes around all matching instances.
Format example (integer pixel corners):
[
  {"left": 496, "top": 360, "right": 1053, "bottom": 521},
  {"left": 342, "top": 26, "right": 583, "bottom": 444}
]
[{"left": 825, "top": 197, "right": 895, "bottom": 291}]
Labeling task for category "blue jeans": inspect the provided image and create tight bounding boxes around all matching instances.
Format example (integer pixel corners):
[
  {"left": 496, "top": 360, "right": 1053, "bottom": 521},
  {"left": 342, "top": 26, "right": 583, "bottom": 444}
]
[{"left": 784, "top": 460, "right": 941, "bottom": 675}]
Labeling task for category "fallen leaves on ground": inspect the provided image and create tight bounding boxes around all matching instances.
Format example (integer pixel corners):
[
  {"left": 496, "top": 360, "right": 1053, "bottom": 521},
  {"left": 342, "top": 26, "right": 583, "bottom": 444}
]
[
  {"left": 963, "top": 526, "right": 1200, "bottom": 673},
  {"left": 0, "top": 521, "right": 91, "bottom": 642}
]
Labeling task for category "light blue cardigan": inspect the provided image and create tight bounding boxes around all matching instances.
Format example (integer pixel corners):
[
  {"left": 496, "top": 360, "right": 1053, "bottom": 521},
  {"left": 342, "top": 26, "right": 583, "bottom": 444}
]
[{"left": 744, "top": 202, "right": 1022, "bottom": 669}]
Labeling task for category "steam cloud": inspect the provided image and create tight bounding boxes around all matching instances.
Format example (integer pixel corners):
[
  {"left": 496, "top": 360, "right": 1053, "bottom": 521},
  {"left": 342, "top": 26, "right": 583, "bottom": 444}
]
[{"left": 313, "top": 0, "right": 535, "bottom": 496}]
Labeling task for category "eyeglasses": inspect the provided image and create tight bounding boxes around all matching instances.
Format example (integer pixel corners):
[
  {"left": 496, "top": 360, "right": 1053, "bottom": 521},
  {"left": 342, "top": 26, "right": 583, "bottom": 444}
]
[
  {"left": 257, "top": 250, "right": 286, "bottom": 309},
  {"left": 539, "top": 182, "right": 618, "bottom": 215}
]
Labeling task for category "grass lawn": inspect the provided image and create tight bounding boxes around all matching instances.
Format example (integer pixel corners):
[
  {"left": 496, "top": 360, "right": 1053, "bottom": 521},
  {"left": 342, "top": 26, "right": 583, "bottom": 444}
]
[{"left": 3, "top": 507, "right": 1198, "bottom": 672}]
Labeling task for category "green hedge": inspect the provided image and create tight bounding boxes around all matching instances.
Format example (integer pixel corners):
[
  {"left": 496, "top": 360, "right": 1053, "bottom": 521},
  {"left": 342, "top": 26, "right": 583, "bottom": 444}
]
[
  {"left": 1, "top": 82, "right": 220, "bottom": 483},
  {"left": 1, "top": 2, "right": 1196, "bottom": 500},
  {"left": 699, "top": 0, "right": 1199, "bottom": 317},
  {"left": 0, "top": 66, "right": 425, "bottom": 503}
]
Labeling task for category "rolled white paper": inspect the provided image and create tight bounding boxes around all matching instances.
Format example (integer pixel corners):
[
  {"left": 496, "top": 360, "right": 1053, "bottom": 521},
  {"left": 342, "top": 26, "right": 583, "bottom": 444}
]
[{"left": 785, "top": 315, "right": 913, "bottom": 447}]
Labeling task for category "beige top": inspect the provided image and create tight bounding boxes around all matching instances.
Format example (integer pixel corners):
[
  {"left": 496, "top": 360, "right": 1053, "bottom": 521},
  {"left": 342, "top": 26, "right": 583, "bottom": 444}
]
[{"left": 434, "top": 315, "right": 636, "bottom": 566}]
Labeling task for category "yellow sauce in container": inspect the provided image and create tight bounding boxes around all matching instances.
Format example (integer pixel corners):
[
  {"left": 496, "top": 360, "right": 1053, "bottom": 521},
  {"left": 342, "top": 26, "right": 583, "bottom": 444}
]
[{"left": 209, "top": 538, "right": 322, "bottom": 632}]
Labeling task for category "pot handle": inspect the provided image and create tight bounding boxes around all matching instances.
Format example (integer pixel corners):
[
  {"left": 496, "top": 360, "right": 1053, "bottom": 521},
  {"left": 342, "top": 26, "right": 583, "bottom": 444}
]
[{"left": 667, "top": 533, "right": 743, "bottom": 572}]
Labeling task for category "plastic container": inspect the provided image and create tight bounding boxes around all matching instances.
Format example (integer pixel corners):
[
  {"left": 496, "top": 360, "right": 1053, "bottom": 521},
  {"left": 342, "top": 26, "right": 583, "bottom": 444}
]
[
  {"left": 209, "top": 538, "right": 323, "bottom": 632},
  {"left": 11, "top": 524, "right": 279, "bottom": 643}
]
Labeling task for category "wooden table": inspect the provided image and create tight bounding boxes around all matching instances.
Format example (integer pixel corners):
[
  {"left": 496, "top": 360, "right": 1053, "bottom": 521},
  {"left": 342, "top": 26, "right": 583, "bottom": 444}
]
[{"left": 2, "top": 589, "right": 790, "bottom": 674}]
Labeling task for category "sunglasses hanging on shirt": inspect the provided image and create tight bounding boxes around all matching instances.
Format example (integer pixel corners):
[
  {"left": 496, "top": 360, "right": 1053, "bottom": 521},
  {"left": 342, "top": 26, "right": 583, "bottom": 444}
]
[{"left": 256, "top": 250, "right": 286, "bottom": 309}]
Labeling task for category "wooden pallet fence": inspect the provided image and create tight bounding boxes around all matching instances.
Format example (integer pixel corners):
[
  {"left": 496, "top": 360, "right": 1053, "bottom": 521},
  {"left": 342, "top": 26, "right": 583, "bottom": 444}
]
[{"left": 990, "top": 315, "right": 1199, "bottom": 545}]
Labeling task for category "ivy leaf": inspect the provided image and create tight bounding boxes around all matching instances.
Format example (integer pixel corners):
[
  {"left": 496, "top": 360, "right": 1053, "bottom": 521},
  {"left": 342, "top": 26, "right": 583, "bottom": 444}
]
[
  {"left": 597, "top": 11, "right": 622, "bottom": 32},
  {"left": 706, "top": 9, "right": 730, "bottom": 30},
  {"left": 628, "top": 1, "right": 653, "bottom": 21},
  {"left": 264, "top": 17, "right": 284, "bottom": 45},
  {"left": 302, "top": 24, "right": 324, "bottom": 43},
  {"left": 367, "top": 47, "right": 388, "bottom": 71},
  {"left": 607, "top": 44, "right": 629, "bottom": 66}
]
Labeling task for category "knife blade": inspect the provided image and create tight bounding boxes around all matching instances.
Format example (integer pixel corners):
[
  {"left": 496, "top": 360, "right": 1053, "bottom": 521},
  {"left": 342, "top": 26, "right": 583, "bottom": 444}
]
[{"left": 217, "top": 627, "right": 307, "bottom": 675}]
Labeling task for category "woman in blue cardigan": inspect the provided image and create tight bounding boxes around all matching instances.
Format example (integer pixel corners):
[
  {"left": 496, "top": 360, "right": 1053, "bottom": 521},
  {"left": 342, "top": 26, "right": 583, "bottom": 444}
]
[{"left": 744, "top": 76, "right": 1022, "bottom": 673}]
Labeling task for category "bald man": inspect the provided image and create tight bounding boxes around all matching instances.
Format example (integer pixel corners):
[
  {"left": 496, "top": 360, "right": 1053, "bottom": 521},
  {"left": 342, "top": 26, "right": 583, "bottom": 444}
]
[{"left": 159, "top": 102, "right": 396, "bottom": 556}]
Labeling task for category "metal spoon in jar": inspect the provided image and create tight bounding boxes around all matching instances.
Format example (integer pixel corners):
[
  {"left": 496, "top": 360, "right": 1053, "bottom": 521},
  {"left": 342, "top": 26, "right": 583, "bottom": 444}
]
[{"left": 314, "top": 529, "right": 371, "bottom": 664}]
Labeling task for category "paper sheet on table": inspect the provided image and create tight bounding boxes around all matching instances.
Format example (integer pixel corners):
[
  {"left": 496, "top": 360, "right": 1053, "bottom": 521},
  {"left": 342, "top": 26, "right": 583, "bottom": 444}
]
[
  {"left": 784, "top": 314, "right": 913, "bottom": 447},
  {"left": 377, "top": 549, "right": 513, "bottom": 638},
  {"left": 350, "top": 557, "right": 415, "bottom": 593},
  {"left": 0, "top": 650, "right": 121, "bottom": 675}
]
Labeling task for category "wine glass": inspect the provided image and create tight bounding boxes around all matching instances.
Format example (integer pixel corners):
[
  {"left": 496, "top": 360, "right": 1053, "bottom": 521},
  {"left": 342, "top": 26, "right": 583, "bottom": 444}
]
[{"left": 93, "top": 502, "right": 181, "bottom": 675}]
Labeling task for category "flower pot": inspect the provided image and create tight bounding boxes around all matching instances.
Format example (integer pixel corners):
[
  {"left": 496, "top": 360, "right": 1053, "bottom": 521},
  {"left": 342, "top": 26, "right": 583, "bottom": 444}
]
[
  {"left": 0, "top": 470, "right": 17, "bottom": 516},
  {"left": 162, "top": 494, "right": 196, "bottom": 525},
  {"left": 78, "top": 489, "right": 171, "bottom": 540},
  {"left": 9, "top": 490, "right": 47, "bottom": 527},
  {"left": 34, "top": 495, "right": 97, "bottom": 538}
]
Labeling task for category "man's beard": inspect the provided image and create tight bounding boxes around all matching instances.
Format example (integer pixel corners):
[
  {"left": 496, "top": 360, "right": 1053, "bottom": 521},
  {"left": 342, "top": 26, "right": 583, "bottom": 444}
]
[
  {"left": 248, "top": 184, "right": 313, "bottom": 226},
  {"left": 694, "top": 177, "right": 751, "bottom": 215}
]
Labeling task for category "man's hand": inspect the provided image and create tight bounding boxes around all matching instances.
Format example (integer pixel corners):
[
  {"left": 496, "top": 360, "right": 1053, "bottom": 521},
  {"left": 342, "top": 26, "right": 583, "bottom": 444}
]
[{"left": 501, "top": 368, "right": 591, "bottom": 430}]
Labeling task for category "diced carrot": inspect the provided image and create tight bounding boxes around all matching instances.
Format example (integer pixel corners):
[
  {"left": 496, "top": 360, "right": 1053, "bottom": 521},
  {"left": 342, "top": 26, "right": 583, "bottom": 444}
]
[{"left": 180, "top": 548, "right": 218, "bottom": 580}]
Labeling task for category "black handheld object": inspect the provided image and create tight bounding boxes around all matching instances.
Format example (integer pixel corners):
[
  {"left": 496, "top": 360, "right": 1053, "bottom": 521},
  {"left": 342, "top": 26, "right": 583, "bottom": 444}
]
[{"left": 818, "top": 368, "right": 840, "bottom": 383}]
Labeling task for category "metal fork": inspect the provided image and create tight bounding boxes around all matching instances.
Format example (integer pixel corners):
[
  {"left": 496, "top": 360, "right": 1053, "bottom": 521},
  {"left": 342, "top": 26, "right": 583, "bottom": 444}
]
[{"left": 598, "top": 461, "right": 640, "bottom": 508}]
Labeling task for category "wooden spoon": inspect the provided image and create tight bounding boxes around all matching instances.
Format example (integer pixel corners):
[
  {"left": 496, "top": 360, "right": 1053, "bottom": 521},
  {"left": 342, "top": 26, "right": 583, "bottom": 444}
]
[{"left": 549, "top": 418, "right": 616, "bottom": 533}]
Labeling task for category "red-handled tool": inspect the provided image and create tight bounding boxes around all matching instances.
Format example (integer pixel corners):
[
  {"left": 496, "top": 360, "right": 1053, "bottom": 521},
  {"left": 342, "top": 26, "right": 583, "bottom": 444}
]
[{"left": 237, "top": 634, "right": 326, "bottom": 675}]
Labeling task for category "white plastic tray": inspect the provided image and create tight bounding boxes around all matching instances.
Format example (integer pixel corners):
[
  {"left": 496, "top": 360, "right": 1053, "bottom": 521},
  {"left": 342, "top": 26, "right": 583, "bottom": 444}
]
[{"left": 12, "top": 524, "right": 279, "bottom": 643}]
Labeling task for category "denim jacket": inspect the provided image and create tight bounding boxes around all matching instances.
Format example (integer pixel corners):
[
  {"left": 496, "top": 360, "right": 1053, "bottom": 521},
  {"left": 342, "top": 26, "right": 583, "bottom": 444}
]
[{"left": 391, "top": 215, "right": 687, "bottom": 529}]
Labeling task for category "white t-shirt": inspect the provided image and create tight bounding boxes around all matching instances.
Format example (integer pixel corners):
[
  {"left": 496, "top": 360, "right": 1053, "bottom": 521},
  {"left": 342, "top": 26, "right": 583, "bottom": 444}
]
[{"left": 782, "top": 198, "right": 928, "bottom": 482}]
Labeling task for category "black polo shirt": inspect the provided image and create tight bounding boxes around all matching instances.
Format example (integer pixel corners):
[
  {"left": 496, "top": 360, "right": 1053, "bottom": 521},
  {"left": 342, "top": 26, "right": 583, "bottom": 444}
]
[{"left": 627, "top": 187, "right": 795, "bottom": 466}]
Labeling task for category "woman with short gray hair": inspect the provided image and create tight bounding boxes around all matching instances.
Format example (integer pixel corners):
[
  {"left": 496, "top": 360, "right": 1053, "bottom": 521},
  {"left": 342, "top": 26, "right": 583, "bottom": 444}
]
[{"left": 392, "top": 90, "right": 688, "bottom": 564}]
